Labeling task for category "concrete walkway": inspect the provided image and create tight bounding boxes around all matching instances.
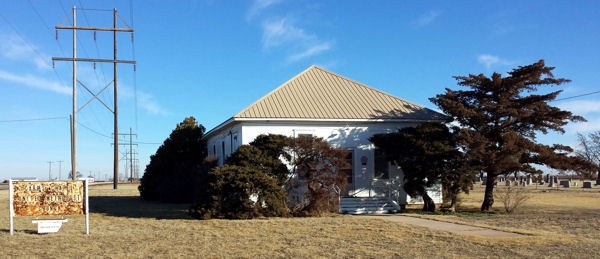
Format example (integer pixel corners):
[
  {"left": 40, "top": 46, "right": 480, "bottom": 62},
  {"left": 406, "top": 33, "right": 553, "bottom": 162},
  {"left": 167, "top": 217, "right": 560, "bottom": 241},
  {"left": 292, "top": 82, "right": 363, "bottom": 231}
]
[{"left": 366, "top": 215, "right": 525, "bottom": 238}]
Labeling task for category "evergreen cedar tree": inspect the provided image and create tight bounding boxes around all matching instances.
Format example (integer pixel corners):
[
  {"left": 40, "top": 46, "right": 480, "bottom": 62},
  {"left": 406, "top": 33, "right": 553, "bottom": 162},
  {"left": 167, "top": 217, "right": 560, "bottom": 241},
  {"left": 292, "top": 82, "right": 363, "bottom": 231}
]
[
  {"left": 139, "top": 116, "right": 215, "bottom": 203},
  {"left": 430, "top": 60, "right": 597, "bottom": 211},
  {"left": 370, "top": 123, "right": 477, "bottom": 212},
  {"left": 286, "top": 135, "right": 350, "bottom": 215}
]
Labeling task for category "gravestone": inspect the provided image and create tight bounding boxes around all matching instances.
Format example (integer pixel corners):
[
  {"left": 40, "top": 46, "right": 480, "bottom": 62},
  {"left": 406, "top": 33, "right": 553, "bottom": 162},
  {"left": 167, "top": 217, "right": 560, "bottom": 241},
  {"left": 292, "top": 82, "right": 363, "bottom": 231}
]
[
  {"left": 583, "top": 182, "right": 593, "bottom": 188},
  {"left": 520, "top": 181, "right": 526, "bottom": 187},
  {"left": 545, "top": 174, "right": 549, "bottom": 183},
  {"left": 560, "top": 180, "right": 570, "bottom": 188},
  {"left": 554, "top": 176, "right": 558, "bottom": 184},
  {"left": 539, "top": 180, "right": 545, "bottom": 185},
  {"left": 548, "top": 180, "right": 555, "bottom": 188},
  {"left": 506, "top": 180, "right": 511, "bottom": 186},
  {"left": 596, "top": 177, "right": 600, "bottom": 185},
  {"left": 573, "top": 182, "right": 577, "bottom": 187},
  {"left": 526, "top": 175, "right": 532, "bottom": 185}
]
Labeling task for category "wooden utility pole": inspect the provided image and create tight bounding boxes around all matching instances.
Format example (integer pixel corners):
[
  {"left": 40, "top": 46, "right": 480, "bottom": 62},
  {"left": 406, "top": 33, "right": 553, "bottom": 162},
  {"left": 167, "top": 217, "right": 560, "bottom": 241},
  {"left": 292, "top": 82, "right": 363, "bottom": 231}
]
[
  {"left": 113, "top": 8, "right": 119, "bottom": 189},
  {"left": 72, "top": 6, "right": 77, "bottom": 181},
  {"left": 47, "top": 161, "right": 53, "bottom": 180},
  {"left": 70, "top": 114, "right": 74, "bottom": 180},
  {"left": 56, "top": 160, "right": 63, "bottom": 181},
  {"left": 113, "top": 128, "right": 137, "bottom": 182},
  {"left": 129, "top": 127, "right": 133, "bottom": 182},
  {"left": 53, "top": 6, "right": 135, "bottom": 188}
]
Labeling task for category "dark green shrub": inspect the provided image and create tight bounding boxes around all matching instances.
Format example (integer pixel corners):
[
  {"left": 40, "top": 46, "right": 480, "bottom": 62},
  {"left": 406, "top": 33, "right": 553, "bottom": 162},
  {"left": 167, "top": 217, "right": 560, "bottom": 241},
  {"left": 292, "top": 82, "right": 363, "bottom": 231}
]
[
  {"left": 226, "top": 135, "right": 290, "bottom": 186},
  {"left": 139, "top": 117, "right": 213, "bottom": 203},
  {"left": 189, "top": 165, "right": 289, "bottom": 219}
]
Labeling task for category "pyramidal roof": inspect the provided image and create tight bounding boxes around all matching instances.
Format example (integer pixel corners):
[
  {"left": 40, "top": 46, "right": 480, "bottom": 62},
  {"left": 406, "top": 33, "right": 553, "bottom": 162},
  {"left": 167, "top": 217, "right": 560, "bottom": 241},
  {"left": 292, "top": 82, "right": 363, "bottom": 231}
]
[{"left": 233, "top": 65, "right": 444, "bottom": 121}]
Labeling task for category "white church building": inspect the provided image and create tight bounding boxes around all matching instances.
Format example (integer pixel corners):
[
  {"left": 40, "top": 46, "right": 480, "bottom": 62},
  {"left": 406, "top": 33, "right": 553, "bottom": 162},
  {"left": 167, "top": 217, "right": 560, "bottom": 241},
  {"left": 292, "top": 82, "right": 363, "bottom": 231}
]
[{"left": 204, "top": 65, "right": 444, "bottom": 213}]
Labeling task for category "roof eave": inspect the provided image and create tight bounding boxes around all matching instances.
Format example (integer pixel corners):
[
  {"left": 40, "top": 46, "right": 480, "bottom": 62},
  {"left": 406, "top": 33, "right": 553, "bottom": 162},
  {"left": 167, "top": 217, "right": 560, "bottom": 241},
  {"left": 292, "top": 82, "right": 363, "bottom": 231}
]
[
  {"left": 204, "top": 116, "right": 446, "bottom": 140},
  {"left": 203, "top": 117, "right": 236, "bottom": 140},
  {"left": 233, "top": 117, "right": 446, "bottom": 123}
]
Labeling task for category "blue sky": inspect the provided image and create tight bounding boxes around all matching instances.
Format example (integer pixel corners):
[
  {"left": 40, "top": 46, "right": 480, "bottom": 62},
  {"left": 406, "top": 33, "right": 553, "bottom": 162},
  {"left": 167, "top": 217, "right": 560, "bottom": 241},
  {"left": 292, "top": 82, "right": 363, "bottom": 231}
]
[{"left": 0, "top": 0, "right": 598, "bottom": 180}]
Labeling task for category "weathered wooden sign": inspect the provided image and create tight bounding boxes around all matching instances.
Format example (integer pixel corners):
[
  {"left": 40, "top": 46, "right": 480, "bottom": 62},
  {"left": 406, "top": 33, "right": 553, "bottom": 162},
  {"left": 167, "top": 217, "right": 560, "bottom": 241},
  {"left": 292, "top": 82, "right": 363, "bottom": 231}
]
[
  {"left": 12, "top": 181, "right": 84, "bottom": 216},
  {"left": 9, "top": 180, "right": 89, "bottom": 235}
]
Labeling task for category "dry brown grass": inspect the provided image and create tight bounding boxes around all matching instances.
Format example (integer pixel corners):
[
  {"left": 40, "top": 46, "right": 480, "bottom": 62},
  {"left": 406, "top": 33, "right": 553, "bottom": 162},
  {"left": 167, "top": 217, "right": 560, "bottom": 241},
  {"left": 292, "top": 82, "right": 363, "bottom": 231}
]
[
  {"left": 1, "top": 183, "right": 599, "bottom": 258},
  {"left": 406, "top": 184, "right": 600, "bottom": 253}
]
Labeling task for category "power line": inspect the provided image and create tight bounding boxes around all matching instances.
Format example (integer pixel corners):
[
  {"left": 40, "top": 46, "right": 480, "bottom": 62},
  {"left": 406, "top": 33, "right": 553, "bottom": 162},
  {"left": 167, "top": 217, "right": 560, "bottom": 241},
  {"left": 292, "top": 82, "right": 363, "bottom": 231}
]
[
  {"left": 0, "top": 12, "right": 68, "bottom": 87},
  {"left": 133, "top": 141, "right": 162, "bottom": 145},
  {"left": 553, "top": 90, "right": 600, "bottom": 102},
  {"left": 27, "top": 0, "right": 51, "bottom": 30},
  {"left": 26, "top": 0, "right": 67, "bottom": 56},
  {"left": 76, "top": 120, "right": 112, "bottom": 139},
  {"left": 130, "top": 0, "right": 139, "bottom": 132},
  {"left": 57, "top": 0, "right": 92, "bottom": 59},
  {"left": 77, "top": 0, "right": 108, "bottom": 84},
  {"left": 0, "top": 116, "right": 68, "bottom": 123}
]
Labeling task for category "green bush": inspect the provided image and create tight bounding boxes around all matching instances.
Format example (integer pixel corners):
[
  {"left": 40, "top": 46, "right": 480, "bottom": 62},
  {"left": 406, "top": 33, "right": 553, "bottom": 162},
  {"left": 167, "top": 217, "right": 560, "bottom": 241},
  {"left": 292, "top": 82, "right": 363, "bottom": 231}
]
[
  {"left": 189, "top": 165, "right": 289, "bottom": 219},
  {"left": 226, "top": 139, "right": 290, "bottom": 186}
]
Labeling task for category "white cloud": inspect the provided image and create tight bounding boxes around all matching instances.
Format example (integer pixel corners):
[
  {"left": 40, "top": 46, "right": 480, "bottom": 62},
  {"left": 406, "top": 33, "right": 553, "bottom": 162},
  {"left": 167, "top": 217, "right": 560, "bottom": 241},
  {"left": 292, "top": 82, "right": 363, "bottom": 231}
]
[
  {"left": 0, "top": 69, "right": 71, "bottom": 95},
  {"left": 119, "top": 85, "right": 168, "bottom": 115},
  {"left": 415, "top": 10, "right": 442, "bottom": 26},
  {"left": 262, "top": 18, "right": 311, "bottom": 49},
  {"left": 287, "top": 42, "right": 332, "bottom": 62},
  {"left": 261, "top": 18, "right": 333, "bottom": 62},
  {"left": 477, "top": 54, "right": 512, "bottom": 69},
  {"left": 137, "top": 91, "right": 168, "bottom": 115},
  {"left": 247, "top": 0, "right": 282, "bottom": 21},
  {"left": 0, "top": 34, "right": 51, "bottom": 70},
  {"left": 566, "top": 116, "right": 600, "bottom": 134},
  {"left": 557, "top": 100, "right": 600, "bottom": 115}
]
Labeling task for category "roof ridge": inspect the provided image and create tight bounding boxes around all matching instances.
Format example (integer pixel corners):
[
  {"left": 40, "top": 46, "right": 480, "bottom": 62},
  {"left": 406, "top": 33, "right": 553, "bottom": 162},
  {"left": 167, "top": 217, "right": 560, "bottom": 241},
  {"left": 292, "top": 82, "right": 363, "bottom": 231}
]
[
  {"left": 310, "top": 65, "right": 427, "bottom": 109},
  {"left": 233, "top": 66, "right": 316, "bottom": 118}
]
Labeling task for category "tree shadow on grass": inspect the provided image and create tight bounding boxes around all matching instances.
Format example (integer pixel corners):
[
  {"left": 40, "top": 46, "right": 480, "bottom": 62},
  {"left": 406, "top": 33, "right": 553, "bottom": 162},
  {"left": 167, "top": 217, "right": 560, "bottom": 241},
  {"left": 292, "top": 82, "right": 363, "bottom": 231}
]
[{"left": 90, "top": 196, "right": 193, "bottom": 220}]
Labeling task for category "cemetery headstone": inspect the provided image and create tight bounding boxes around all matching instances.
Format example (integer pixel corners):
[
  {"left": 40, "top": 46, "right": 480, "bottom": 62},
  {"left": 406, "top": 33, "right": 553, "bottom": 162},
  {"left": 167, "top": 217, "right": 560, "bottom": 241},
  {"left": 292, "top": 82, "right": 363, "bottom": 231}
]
[
  {"left": 583, "top": 182, "right": 593, "bottom": 188},
  {"left": 559, "top": 180, "right": 570, "bottom": 188}
]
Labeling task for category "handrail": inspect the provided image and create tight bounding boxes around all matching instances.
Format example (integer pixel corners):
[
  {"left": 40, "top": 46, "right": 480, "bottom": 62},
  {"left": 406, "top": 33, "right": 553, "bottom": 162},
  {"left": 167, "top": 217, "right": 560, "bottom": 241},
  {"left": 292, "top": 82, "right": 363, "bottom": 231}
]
[{"left": 332, "top": 184, "right": 341, "bottom": 213}]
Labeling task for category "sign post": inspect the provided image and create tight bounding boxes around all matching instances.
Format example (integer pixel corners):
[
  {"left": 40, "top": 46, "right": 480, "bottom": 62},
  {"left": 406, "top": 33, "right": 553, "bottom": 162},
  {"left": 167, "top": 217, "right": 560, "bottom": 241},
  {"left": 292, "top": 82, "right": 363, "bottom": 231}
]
[
  {"left": 9, "top": 179, "right": 14, "bottom": 235},
  {"left": 85, "top": 179, "right": 89, "bottom": 235},
  {"left": 9, "top": 180, "right": 89, "bottom": 235}
]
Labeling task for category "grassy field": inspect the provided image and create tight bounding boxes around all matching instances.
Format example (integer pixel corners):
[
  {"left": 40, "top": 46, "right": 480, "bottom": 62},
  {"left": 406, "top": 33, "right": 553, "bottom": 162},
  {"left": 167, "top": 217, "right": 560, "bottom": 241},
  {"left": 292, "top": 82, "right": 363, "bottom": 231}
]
[{"left": 1, "top": 183, "right": 599, "bottom": 258}]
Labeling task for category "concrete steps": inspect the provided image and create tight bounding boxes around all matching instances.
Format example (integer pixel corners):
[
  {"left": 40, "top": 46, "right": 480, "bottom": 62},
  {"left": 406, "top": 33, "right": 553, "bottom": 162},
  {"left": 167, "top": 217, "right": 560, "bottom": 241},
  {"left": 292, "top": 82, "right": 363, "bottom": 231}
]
[{"left": 339, "top": 197, "right": 402, "bottom": 214}]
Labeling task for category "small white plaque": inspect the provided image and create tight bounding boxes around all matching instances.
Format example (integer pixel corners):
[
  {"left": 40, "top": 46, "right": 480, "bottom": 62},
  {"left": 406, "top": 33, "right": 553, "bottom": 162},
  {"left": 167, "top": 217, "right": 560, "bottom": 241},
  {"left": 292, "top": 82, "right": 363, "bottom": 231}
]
[{"left": 32, "top": 219, "right": 68, "bottom": 233}]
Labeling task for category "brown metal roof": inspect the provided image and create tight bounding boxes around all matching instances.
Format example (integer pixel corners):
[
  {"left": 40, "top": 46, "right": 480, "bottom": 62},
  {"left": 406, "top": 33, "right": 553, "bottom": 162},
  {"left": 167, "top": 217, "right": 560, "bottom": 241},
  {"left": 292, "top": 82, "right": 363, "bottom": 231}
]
[{"left": 233, "top": 65, "right": 444, "bottom": 121}]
